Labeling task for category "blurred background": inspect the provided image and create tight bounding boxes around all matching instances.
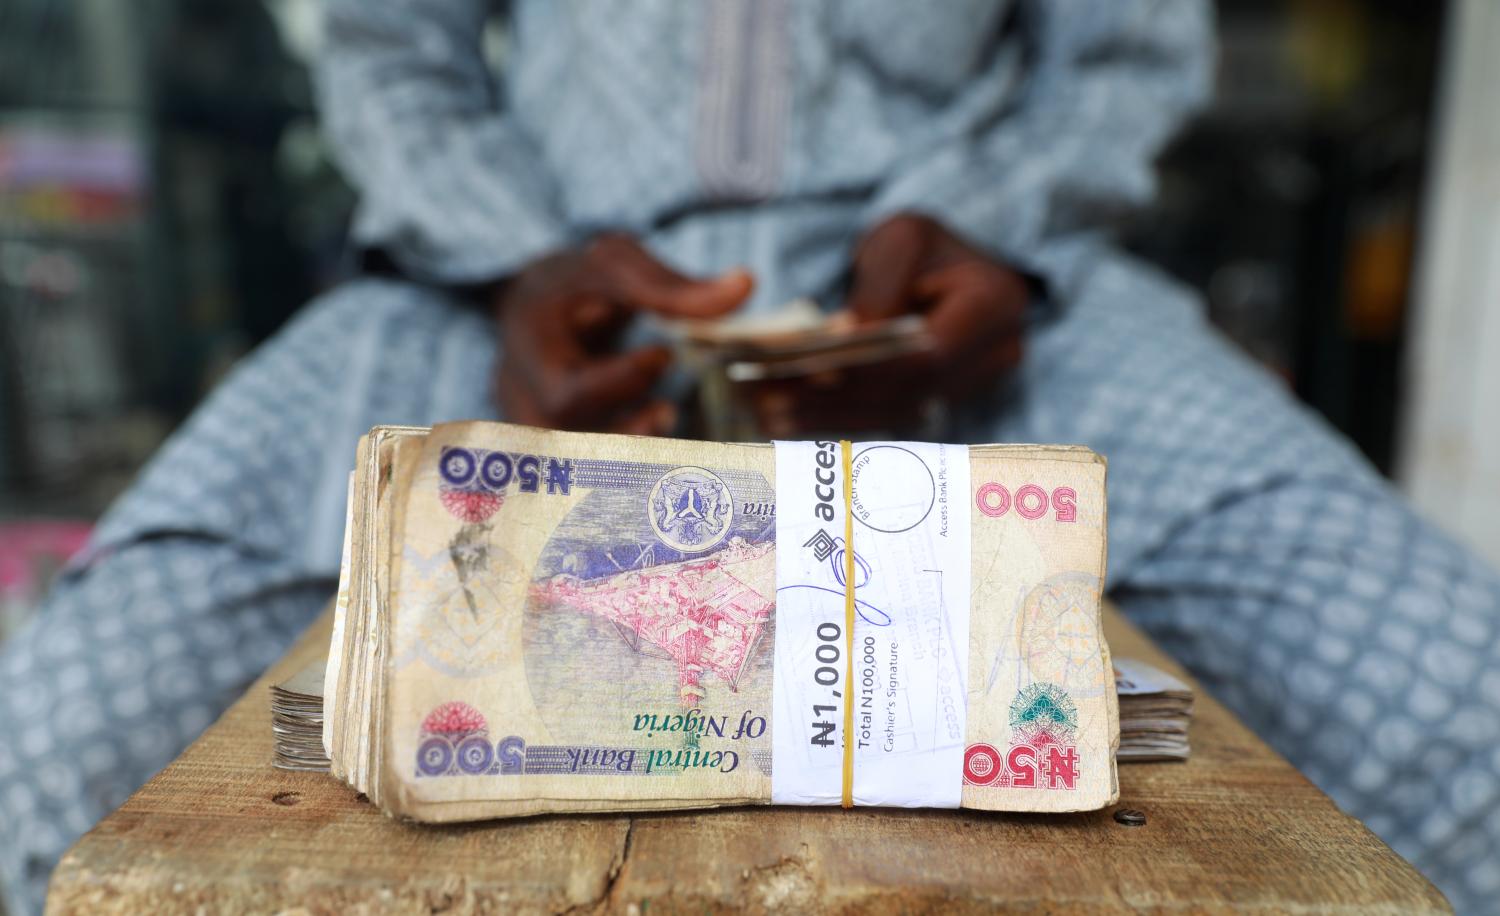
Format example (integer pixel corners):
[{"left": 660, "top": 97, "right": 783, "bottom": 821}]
[{"left": 0, "top": 0, "right": 1495, "bottom": 644}]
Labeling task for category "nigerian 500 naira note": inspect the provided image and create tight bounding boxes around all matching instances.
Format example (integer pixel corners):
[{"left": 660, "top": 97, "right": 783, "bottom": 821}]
[{"left": 324, "top": 422, "right": 1118, "bottom": 820}]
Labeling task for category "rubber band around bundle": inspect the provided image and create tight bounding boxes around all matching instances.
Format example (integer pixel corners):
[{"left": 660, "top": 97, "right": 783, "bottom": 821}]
[{"left": 840, "top": 439, "right": 855, "bottom": 809}]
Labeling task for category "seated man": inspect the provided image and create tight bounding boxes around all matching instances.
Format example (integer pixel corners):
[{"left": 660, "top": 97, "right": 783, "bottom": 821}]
[{"left": 3, "top": 1, "right": 1497, "bottom": 912}]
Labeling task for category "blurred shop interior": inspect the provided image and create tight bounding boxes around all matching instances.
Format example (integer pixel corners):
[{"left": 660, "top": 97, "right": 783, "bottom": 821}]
[{"left": 0, "top": 0, "right": 1493, "bottom": 640}]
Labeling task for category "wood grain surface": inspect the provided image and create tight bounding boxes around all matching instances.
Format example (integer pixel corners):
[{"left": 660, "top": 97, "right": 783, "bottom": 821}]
[{"left": 47, "top": 604, "right": 1449, "bottom": 914}]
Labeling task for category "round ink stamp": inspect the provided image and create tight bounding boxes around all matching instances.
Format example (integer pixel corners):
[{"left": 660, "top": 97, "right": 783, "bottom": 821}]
[{"left": 850, "top": 444, "right": 935, "bottom": 534}]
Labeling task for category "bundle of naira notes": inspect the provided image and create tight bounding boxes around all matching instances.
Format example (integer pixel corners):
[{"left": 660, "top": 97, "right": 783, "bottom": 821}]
[
  {"left": 325, "top": 421, "right": 1118, "bottom": 820},
  {"left": 284, "top": 655, "right": 1188, "bottom": 774},
  {"left": 271, "top": 663, "right": 330, "bottom": 771},
  {"left": 1114, "top": 658, "right": 1194, "bottom": 762}
]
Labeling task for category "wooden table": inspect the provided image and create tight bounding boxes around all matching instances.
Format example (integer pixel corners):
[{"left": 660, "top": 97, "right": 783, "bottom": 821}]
[{"left": 48, "top": 605, "right": 1449, "bottom": 914}]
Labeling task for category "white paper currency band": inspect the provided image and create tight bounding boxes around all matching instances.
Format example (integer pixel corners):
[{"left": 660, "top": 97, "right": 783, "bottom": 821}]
[{"left": 771, "top": 440, "right": 971, "bottom": 807}]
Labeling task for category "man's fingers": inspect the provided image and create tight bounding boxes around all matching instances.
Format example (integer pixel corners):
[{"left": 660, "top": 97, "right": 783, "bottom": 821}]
[
  {"left": 847, "top": 215, "right": 930, "bottom": 323},
  {"left": 920, "top": 280, "right": 1026, "bottom": 398},
  {"left": 552, "top": 346, "right": 672, "bottom": 427},
  {"left": 591, "top": 234, "right": 752, "bottom": 319},
  {"left": 500, "top": 312, "right": 583, "bottom": 421},
  {"left": 916, "top": 261, "right": 1027, "bottom": 358},
  {"left": 568, "top": 294, "right": 633, "bottom": 353},
  {"left": 495, "top": 361, "right": 547, "bottom": 427},
  {"left": 494, "top": 235, "right": 726, "bottom": 430},
  {"left": 569, "top": 293, "right": 627, "bottom": 334},
  {"left": 924, "top": 281, "right": 1023, "bottom": 362},
  {"left": 611, "top": 400, "right": 678, "bottom": 436},
  {"left": 624, "top": 266, "right": 752, "bottom": 319}
]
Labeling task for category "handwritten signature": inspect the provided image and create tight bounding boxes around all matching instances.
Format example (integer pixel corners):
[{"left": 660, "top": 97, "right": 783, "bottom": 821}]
[{"left": 777, "top": 537, "right": 892, "bottom": 627}]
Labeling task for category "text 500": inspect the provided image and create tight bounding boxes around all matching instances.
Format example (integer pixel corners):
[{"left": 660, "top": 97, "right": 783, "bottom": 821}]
[{"left": 975, "top": 483, "right": 1076, "bottom": 522}]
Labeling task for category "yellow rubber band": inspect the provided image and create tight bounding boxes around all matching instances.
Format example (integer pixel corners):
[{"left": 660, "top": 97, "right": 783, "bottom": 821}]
[{"left": 840, "top": 439, "right": 855, "bottom": 809}]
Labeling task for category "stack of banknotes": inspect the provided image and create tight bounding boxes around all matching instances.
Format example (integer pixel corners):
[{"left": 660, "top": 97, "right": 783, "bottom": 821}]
[
  {"left": 323, "top": 422, "right": 1118, "bottom": 820},
  {"left": 675, "top": 298, "right": 932, "bottom": 383},
  {"left": 671, "top": 300, "right": 933, "bottom": 439},
  {"left": 271, "top": 661, "right": 331, "bottom": 772},
  {"left": 278, "top": 655, "right": 1185, "bottom": 775},
  {"left": 1113, "top": 659, "right": 1194, "bottom": 761}
]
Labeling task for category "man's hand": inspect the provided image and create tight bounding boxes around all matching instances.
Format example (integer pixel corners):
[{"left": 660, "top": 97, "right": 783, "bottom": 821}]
[
  {"left": 494, "top": 234, "right": 751, "bottom": 435},
  {"left": 753, "top": 213, "right": 1029, "bottom": 436}
]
